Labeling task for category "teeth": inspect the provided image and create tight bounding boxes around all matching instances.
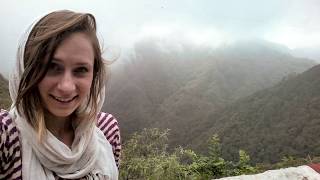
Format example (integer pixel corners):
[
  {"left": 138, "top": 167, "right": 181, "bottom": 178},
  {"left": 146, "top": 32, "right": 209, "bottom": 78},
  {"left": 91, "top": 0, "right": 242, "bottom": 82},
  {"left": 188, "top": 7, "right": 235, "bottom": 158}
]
[{"left": 53, "top": 96, "right": 75, "bottom": 102}]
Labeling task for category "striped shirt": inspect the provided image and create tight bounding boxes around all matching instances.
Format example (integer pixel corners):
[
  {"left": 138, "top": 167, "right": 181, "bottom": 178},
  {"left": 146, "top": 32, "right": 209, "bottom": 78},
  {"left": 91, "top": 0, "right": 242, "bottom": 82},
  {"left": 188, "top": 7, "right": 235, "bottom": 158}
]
[{"left": 0, "top": 109, "right": 121, "bottom": 180}]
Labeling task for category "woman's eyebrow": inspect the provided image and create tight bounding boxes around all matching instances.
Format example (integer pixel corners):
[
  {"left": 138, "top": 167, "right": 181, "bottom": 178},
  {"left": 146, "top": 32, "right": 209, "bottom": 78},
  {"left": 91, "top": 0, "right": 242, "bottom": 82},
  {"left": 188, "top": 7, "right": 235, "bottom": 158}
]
[
  {"left": 74, "top": 62, "right": 92, "bottom": 66},
  {"left": 51, "top": 58, "right": 63, "bottom": 64},
  {"left": 51, "top": 58, "right": 93, "bottom": 66}
]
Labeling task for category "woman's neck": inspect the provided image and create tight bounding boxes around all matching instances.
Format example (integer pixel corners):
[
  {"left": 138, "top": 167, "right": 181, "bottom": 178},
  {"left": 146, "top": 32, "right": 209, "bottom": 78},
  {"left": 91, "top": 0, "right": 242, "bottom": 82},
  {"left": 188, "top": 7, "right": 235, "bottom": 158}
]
[{"left": 44, "top": 112, "right": 75, "bottom": 148}]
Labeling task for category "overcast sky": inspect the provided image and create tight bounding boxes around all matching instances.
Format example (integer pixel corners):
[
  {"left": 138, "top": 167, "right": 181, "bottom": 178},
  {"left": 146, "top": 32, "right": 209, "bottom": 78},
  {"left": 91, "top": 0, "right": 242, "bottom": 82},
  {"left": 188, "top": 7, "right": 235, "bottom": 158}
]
[{"left": 1, "top": 0, "right": 320, "bottom": 77}]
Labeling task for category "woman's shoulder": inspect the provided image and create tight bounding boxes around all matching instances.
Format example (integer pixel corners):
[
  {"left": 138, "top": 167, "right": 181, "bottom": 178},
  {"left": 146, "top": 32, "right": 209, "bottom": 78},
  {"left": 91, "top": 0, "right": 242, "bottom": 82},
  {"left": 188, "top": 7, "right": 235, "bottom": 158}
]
[
  {"left": 0, "top": 109, "right": 16, "bottom": 130},
  {"left": 0, "top": 109, "right": 20, "bottom": 143},
  {"left": 96, "top": 112, "right": 119, "bottom": 135},
  {"left": 0, "top": 109, "right": 22, "bottom": 179},
  {"left": 96, "top": 112, "right": 121, "bottom": 167}
]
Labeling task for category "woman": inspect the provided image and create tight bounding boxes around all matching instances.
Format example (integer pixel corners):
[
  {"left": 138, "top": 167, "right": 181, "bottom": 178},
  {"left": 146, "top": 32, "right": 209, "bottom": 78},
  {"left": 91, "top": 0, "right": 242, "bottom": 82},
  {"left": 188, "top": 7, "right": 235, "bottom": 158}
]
[{"left": 0, "top": 10, "right": 120, "bottom": 179}]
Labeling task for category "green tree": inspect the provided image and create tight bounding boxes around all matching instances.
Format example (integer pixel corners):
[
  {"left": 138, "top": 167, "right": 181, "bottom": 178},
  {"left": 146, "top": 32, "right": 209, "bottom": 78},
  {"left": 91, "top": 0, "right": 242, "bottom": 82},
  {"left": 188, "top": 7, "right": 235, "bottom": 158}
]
[
  {"left": 120, "top": 128, "right": 190, "bottom": 179},
  {"left": 120, "top": 129, "right": 258, "bottom": 180}
]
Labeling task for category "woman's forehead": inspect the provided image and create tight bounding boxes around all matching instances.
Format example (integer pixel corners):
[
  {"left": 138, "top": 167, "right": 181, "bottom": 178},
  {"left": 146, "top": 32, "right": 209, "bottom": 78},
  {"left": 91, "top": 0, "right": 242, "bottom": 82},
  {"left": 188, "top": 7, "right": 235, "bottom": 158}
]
[{"left": 53, "top": 32, "right": 95, "bottom": 65}]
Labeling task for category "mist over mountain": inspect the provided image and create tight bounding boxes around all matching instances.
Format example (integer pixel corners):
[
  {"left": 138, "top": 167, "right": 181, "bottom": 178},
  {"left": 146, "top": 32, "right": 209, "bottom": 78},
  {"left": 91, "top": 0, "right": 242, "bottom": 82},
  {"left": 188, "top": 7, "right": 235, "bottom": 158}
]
[
  {"left": 103, "top": 38, "right": 316, "bottom": 148},
  {"left": 192, "top": 64, "right": 320, "bottom": 163},
  {"left": 292, "top": 46, "right": 320, "bottom": 62}
]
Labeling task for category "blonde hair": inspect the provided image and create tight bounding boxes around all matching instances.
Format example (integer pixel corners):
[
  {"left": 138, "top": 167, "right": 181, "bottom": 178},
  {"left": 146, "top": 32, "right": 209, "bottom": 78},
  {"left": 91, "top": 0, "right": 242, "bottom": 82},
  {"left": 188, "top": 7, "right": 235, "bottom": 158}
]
[{"left": 15, "top": 10, "right": 107, "bottom": 140}]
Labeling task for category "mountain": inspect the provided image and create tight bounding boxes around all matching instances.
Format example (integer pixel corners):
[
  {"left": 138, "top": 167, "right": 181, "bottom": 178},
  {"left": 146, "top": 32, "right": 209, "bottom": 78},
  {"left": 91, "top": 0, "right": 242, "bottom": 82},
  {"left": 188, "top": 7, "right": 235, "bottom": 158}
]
[
  {"left": 191, "top": 64, "right": 320, "bottom": 163},
  {"left": 0, "top": 74, "right": 11, "bottom": 109},
  {"left": 103, "top": 38, "right": 316, "bottom": 145}
]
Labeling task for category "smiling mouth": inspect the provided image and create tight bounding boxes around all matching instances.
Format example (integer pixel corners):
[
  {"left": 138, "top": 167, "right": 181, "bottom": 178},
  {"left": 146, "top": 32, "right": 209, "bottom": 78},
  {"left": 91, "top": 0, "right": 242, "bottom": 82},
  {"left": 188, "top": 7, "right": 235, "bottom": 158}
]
[{"left": 50, "top": 95, "right": 78, "bottom": 103}]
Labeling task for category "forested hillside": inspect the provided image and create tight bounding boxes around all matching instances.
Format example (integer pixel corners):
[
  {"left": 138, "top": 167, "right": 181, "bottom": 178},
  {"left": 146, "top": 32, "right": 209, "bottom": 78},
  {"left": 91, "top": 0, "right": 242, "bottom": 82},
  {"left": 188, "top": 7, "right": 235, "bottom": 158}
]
[
  {"left": 103, "top": 38, "right": 316, "bottom": 154},
  {"left": 0, "top": 74, "right": 10, "bottom": 109},
  {"left": 191, "top": 64, "right": 320, "bottom": 163}
]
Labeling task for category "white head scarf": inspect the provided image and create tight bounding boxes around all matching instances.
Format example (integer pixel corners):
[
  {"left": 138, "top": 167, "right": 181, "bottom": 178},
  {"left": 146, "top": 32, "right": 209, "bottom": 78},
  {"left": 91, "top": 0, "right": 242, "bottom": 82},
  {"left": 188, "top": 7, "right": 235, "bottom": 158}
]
[{"left": 8, "top": 12, "right": 118, "bottom": 180}]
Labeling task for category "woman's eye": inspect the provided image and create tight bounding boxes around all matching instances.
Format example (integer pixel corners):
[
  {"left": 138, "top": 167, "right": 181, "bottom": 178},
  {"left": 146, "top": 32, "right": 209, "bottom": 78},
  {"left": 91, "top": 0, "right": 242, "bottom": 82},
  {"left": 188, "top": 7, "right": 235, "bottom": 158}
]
[
  {"left": 47, "top": 62, "right": 63, "bottom": 74},
  {"left": 74, "top": 67, "right": 89, "bottom": 74}
]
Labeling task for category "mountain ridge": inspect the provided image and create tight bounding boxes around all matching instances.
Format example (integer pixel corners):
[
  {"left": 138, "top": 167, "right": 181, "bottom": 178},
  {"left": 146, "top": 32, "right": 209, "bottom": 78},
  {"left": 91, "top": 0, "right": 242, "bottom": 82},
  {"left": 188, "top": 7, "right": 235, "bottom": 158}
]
[{"left": 191, "top": 64, "right": 320, "bottom": 163}]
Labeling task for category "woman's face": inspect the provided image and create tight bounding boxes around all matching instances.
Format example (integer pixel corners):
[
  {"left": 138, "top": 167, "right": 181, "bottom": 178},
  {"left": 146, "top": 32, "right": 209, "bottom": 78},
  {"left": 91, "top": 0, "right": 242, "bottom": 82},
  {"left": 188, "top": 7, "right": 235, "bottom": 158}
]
[{"left": 38, "top": 32, "right": 94, "bottom": 120}]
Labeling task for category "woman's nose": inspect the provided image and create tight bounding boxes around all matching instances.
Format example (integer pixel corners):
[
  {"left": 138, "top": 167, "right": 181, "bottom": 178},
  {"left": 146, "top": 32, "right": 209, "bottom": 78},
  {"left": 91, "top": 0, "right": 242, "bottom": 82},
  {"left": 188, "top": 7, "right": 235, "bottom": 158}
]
[{"left": 57, "top": 72, "right": 76, "bottom": 93}]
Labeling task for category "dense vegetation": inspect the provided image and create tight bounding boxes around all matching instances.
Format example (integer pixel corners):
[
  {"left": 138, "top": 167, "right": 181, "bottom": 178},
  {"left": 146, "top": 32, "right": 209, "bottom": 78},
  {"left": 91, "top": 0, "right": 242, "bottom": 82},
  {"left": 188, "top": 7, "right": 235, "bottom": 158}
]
[
  {"left": 119, "top": 128, "right": 320, "bottom": 179},
  {"left": 0, "top": 74, "right": 10, "bottom": 109},
  {"left": 120, "top": 128, "right": 258, "bottom": 179}
]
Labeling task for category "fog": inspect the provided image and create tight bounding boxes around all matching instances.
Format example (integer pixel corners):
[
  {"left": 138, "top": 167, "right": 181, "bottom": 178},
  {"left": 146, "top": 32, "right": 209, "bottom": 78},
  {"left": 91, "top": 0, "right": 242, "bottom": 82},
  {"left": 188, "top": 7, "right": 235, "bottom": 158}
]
[{"left": 1, "top": 0, "right": 320, "bottom": 77}]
